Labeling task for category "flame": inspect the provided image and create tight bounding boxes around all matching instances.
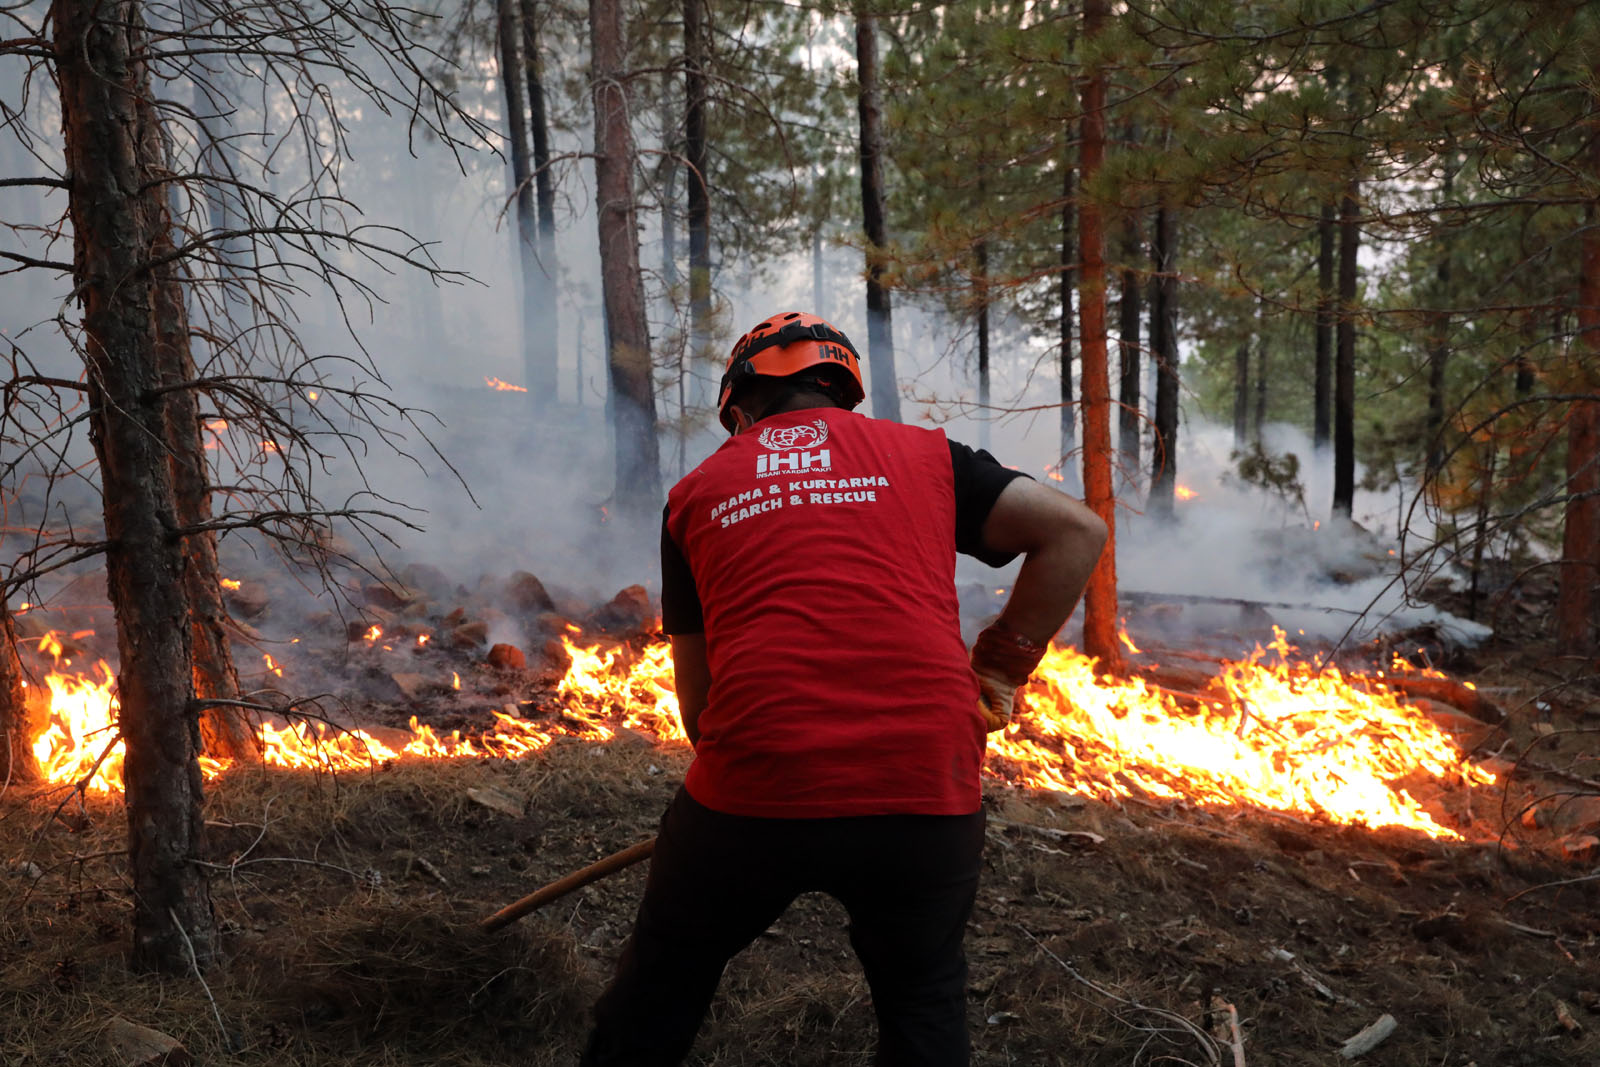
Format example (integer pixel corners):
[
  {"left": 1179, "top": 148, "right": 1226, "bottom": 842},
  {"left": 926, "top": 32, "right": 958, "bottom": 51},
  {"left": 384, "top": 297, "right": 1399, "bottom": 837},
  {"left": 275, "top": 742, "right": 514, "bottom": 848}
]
[
  {"left": 22, "top": 628, "right": 1490, "bottom": 839},
  {"left": 486, "top": 376, "right": 528, "bottom": 393},
  {"left": 364, "top": 625, "right": 382, "bottom": 642},
  {"left": 307, "top": 390, "right": 319, "bottom": 402},
  {"left": 221, "top": 578, "right": 241, "bottom": 591},
  {"left": 263, "top": 653, "right": 284, "bottom": 678},
  {"left": 1117, "top": 627, "right": 1142, "bottom": 655},
  {"left": 1175, "top": 484, "right": 1198, "bottom": 501},
  {"left": 417, "top": 634, "right": 430, "bottom": 647}
]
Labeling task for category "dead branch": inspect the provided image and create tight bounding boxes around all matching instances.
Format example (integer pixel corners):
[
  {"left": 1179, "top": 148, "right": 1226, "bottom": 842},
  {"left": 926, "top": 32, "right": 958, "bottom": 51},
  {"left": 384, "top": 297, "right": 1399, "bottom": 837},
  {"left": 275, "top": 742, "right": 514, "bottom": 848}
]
[{"left": 480, "top": 837, "right": 657, "bottom": 932}]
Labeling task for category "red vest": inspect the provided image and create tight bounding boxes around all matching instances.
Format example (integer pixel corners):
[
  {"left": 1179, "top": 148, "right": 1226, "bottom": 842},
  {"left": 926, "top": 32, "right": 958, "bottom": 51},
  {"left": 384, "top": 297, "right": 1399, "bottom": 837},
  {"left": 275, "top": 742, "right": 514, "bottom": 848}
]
[{"left": 666, "top": 408, "right": 985, "bottom": 818}]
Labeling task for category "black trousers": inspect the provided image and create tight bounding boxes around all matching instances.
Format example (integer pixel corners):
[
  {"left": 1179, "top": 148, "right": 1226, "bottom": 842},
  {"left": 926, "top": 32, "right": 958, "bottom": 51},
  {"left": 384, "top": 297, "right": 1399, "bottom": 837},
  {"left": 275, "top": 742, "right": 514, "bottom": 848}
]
[{"left": 580, "top": 788, "right": 986, "bottom": 1066}]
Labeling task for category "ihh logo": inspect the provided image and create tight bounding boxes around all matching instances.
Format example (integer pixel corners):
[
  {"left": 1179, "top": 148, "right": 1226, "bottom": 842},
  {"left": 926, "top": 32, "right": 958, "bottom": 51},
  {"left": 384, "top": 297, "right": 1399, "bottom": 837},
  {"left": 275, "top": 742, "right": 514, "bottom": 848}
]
[{"left": 757, "top": 449, "right": 831, "bottom": 477}]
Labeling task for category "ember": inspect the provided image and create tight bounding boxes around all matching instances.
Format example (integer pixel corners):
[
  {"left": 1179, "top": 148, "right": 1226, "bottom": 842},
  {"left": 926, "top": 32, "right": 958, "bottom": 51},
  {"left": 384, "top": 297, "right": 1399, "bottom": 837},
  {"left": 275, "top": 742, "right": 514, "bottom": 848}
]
[{"left": 20, "top": 626, "right": 1491, "bottom": 839}]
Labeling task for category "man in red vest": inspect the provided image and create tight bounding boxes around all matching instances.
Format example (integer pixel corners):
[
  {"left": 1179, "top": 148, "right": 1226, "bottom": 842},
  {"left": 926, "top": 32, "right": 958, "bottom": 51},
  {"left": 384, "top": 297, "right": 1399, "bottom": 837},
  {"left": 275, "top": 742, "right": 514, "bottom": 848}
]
[{"left": 582, "top": 312, "right": 1107, "bottom": 1066}]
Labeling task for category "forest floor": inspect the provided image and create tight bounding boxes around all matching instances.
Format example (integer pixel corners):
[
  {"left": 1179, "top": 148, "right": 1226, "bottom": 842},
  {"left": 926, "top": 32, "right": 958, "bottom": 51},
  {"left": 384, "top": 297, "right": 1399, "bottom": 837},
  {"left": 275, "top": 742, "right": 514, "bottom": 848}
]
[{"left": 3, "top": 570, "right": 1600, "bottom": 1066}]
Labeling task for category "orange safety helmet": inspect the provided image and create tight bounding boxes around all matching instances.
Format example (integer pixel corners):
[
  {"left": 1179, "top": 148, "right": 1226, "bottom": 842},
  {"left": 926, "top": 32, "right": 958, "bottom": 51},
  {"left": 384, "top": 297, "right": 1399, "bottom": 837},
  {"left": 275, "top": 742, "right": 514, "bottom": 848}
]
[{"left": 716, "top": 312, "right": 865, "bottom": 432}]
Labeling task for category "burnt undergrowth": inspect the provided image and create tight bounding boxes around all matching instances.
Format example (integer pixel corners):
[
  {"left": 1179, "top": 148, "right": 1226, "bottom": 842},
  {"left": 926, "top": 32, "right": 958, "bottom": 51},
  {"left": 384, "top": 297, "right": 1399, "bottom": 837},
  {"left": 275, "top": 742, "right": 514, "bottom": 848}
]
[{"left": 3, "top": 717, "right": 1600, "bottom": 1065}]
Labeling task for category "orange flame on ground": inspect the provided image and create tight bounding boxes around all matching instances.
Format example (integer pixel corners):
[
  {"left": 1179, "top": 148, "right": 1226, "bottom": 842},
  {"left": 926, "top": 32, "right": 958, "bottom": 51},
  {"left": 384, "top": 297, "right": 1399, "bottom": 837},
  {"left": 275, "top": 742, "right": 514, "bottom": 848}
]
[
  {"left": 25, "top": 629, "right": 1489, "bottom": 839},
  {"left": 221, "top": 578, "right": 241, "bottom": 591},
  {"left": 1175, "top": 485, "right": 1199, "bottom": 501},
  {"left": 485, "top": 376, "right": 528, "bottom": 393}
]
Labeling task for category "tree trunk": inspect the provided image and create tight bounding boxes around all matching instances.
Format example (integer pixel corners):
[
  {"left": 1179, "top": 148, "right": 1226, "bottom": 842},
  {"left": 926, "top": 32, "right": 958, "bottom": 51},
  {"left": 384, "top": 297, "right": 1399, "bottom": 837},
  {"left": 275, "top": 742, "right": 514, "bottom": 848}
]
[
  {"left": 497, "top": 0, "right": 550, "bottom": 402},
  {"left": 976, "top": 239, "right": 991, "bottom": 452},
  {"left": 1333, "top": 179, "right": 1359, "bottom": 519},
  {"left": 1076, "top": 0, "right": 1120, "bottom": 674},
  {"left": 155, "top": 248, "right": 252, "bottom": 762},
  {"left": 684, "top": 0, "right": 713, "bottom": 410},
  {"left": 1253, "top": 299, "right": 1268, "bottom": 442},
  {"left": 1314, "top": 201, "right": 1334, "bottom": 450},
  {"left": 855, "top": 12, "right": 900, "bottom": 422},
  {"left": 1, "top": 602, "right": 37, "bottom": 789},
  {"left": 1557, "top": 163, "right": 1600, "bottom": 654},
  {"left": 1232, "top": 340, "right": 1249, "bottom": 447},
  {"left": 1117, "top": 226, "right": 1141, "bottom": 474},
  {"left": 1060, "top": 136, "right": 1077, "bottom": 480},
  {"left": 812, "top": 226, "right": 826, "bottom": 319},
  {"left": 53, "top": 0, "right": 215, "bottom": 973},
  {"left": 590, "top": 0, "right": 662, "bottom": 516},
  {"left": 521, "top": 0, "right": 560, "bottom": 395},
  {"left": 1148, "top": 201, "right": 1179, "bottom": 518}
]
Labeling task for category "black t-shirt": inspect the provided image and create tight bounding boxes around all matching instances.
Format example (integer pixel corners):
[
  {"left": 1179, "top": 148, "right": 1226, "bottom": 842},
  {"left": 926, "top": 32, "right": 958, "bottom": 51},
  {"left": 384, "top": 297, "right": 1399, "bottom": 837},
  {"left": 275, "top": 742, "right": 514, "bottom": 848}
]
[{"left": 661, "top": 439, "right": 1030, "bottom": 635}]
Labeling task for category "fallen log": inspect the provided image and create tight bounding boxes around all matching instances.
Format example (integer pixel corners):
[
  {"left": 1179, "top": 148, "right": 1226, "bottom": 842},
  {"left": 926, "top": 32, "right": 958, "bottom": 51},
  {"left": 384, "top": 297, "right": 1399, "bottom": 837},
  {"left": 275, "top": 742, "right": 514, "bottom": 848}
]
[
  {"left": 1377, "top": 675, "right": 1504, "bottom": 724},
  {"left": 480, "top": 837, "right": 655, "bottom": 933}
]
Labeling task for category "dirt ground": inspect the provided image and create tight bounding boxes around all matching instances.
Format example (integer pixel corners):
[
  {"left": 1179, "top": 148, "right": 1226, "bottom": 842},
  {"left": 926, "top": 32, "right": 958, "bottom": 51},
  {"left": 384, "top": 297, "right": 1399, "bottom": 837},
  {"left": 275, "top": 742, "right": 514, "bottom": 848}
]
[{"left": 5, "top": 666, "right": 1600, "bottom": 1067}]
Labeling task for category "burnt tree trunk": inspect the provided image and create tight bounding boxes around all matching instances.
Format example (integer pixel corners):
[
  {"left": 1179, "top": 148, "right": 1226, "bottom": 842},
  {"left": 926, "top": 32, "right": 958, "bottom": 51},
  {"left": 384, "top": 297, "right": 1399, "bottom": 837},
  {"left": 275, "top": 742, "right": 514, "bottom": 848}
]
[
  {"left": 1060, "top": 137, "right": 1077, "bottom": 480},
  {"left": 1117, "top": 224, "right": 1141, "bottom": 475},
  {"left": 1076, "top": 0, "right": 1120, "bottom": 674},
  {"left": 855, "top": 12, "right": 900, "bottom": 422},
  {"left": 497, "top": 0, "right": 550, "bottom": 402},
  {"left": 976, "top": 239, "right": 991, "bottom": 452},
  {"left": 590, "top": 0, "right": 662, "bottom": 515},
  {"left": 1, "top": 602, "right": 36, "bottom": 788},
  {"left": 684, "top": 0, "right": 713, "bottom": 408},
  {"left": 1314, "top": 201, "right": 1334, "bottom": 450},
  {"left": 1333, "top": 179, "right": 1359, "bottom": 519},
  {"left": 53, "top": 0, "right": 215, "bottom": 973},
  {"left": 520, "top": 0, "right": 560, "bottom": 395},
  {"left": 1148, "top": 201, "right": 1179, "bottom": 518}
]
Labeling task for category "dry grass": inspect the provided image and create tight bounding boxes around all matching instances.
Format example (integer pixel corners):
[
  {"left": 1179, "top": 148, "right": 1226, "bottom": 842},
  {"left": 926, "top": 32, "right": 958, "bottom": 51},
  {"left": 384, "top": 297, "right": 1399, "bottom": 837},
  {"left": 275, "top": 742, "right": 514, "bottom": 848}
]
[{"left": 4, "top": 729, "right": 1600, "bottom": 1066}]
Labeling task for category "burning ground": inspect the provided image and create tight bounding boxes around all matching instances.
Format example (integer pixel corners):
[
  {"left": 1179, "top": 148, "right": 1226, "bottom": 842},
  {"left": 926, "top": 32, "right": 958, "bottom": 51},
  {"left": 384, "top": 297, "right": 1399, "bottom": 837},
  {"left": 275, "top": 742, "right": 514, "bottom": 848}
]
[{"left": 3, "top": 570, "right": 1600, "bottom": 1065}]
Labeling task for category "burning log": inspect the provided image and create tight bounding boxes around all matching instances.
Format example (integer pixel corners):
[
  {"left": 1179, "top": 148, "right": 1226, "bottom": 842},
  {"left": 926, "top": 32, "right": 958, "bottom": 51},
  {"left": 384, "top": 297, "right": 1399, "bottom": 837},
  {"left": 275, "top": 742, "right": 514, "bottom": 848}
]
[
  {"left": 1377, "top": 675, "right": 1502, "bottom": 724},
  {"left": 480, "top": 837, "right": 656, "bottom": 932}
]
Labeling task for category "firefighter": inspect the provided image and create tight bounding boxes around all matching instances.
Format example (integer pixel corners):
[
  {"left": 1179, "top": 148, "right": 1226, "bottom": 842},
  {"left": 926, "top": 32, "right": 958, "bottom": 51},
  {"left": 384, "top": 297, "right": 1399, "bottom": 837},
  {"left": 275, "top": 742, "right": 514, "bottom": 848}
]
[{"left": 581, "top": 312, "right": 1107, "bottom": 1066}]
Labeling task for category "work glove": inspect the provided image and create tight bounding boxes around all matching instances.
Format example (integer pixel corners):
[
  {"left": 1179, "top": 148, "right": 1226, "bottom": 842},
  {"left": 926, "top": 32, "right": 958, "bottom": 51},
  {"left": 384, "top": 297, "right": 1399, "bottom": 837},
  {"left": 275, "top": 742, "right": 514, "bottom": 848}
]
[{"left": 970, "top": 623, "right": 1048, "bottom": 733}]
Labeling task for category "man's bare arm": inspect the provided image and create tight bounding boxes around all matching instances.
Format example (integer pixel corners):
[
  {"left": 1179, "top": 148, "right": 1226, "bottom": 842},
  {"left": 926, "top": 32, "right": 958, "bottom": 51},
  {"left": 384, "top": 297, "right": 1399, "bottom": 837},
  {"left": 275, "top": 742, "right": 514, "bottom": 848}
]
[
  {"left": 669, "top": 633, "right": 711, "bottom": 748},
  {"left": 980, "top": 479, "right": 1109, "bottom": 646}
]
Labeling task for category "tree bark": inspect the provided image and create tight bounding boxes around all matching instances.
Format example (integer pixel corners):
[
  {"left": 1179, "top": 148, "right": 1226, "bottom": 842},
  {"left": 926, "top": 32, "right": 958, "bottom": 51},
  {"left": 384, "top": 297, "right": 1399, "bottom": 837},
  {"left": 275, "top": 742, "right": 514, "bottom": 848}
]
[
  {"left": 1333, "top": 179, "right": 1359, "bottom": 519},
  {"left": 976, "top": 239, "right": 991, "bottom": 452},
  {"left": 1, "top": 602, "right": 37, "bottom": 789},
  {"left": 590, "top": 0, "right": 662, "bottom": 516},
  {"left": 1117, "top": 225, "right": 1141, "bottom": 473},
  {"left": 1060, "top": 136, "right": 1077, "bottom": 479},
  {"left": 498, "top": 0, "right": 551, "bottom": 403},
  {"left": 1148, "top": 201, "right": 1179, "bottom": 518},
  {"left": 1076, "top": 0, "right": 1120, "bottom": 674},
  {"left": 1253, "top": 299, "right": 1267, "bottom": 442},
  {"left": 1557, "top": 153, "right": 1600, "bottom": 654},
  {"left": 1314, "top": 201, "right": 1334, "bottom": 450},
  {"left": 520, "top": 0, "right": 560, "bottom": 396},
  {"left": 1231, "top": 340, "right": 1249, "bottom": 447},
  {"left": 155, "top": 247, "right": 252, "bottom": 761},
  {"left": 53, "top": 0, "right": 215, "bottom": 973},
  {"left": 684, "top": 0, "right": 713, "bottom": 409},
  {"left": 855, "top": 12, "right": 900, "bottom": 422}
]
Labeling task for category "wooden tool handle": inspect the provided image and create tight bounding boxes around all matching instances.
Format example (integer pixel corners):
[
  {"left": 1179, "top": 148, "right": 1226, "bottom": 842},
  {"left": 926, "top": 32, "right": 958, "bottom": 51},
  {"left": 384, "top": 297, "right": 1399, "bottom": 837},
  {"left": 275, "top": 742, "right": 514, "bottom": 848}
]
[{"left": 479, "top": 836, "right": 657, "bottom": 933}]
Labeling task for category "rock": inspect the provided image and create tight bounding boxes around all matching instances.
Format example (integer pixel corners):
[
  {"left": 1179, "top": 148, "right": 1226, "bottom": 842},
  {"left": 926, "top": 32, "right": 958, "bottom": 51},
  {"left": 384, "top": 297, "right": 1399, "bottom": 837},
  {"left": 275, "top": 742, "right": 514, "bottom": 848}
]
[
  {"left": 466, "top": 785, "right": 526, "bottom": 818},
  {"left": 486, "top": 643, "right": 526, "bottom": 670},
  {"left": 535, "top": 612, "right": 579, "bottom": 635},
  {"left": 506, "top": 571, "right": 555, "bottom": 614},
  {"left": 102, "top": 1017, "right": 191, "bottom": 1067},
  {"left": 450, "top": 621, "right": 489, "bottom": 648},
  {"left": 388, "top": 672, "right": 434, "bottom": 700},
  {"left": 363, "top": 582, "right": 413, "bottom": 612},
  {"left": 443, "top": 607, "right": 467, "bottom": 626},
  {"left": 592, "top": 584, "right": 654, "bottom": 634},
  {"left": 224, "top": 580, "right": 270, "bottom": 620},
  {"left": 1559, "top": 833, "right": 1600, "bottom": 865},
  {"left": 1549, "top": 795, "right": 1600, "bottom": 835},
  {"left": 399, "top": 562, "right": 449, "bottom": 598}
]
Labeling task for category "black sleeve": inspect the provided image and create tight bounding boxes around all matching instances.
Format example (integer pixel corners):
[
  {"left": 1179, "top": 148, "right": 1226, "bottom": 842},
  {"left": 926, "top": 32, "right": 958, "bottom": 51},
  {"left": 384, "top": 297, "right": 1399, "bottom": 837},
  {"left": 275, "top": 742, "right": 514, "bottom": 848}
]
[
  {"left": 949, "top": 439, "right": 1032, "bottom": 567},
  {"left": 660, "top": 505, "right": 705, "bottom": 634}
]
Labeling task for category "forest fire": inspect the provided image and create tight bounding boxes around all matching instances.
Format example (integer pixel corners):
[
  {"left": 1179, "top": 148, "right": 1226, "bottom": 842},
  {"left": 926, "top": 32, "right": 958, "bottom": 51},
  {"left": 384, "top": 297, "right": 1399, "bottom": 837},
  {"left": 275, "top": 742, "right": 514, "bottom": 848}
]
[
  {"left": 485, "top": 376, "right": 528, "bottom": 392},
  {"left": 20, "top": 629, "right": 1491, "bottom": 839}
]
